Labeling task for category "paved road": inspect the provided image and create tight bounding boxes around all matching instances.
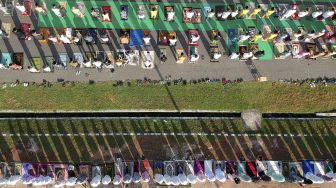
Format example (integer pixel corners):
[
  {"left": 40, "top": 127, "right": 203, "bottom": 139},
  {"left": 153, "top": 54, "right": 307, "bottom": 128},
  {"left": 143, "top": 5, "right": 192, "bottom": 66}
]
[{"left": 0, "top": 1, "right": 336, "bottom": 83}]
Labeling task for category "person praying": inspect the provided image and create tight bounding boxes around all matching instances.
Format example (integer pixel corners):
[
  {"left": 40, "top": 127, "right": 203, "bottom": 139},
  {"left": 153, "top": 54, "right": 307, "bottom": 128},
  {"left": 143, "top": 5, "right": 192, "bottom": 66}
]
[
  {"left": 323, "top": 8, "right": 335, "bottom": 20},
  {"left": 238, "top": 6, "right": 249, "bottom": 18},
  {"left": 249, "top": 5, "right": 261, "bottom": 18},
  {"left": 261, "top": 7, "right": 275, "bottom": 18},
  {"left": 167, "top": 8, "right": 175, "bottom": 21},
  {"left": 150, "top": 7, "right": 158, "bottom": 19}
]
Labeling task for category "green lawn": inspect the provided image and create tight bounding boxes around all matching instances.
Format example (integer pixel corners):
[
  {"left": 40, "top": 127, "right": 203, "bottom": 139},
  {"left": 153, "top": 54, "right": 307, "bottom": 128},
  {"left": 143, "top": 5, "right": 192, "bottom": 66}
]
[
  {"left": 0, "top": 82, "right": 335, "bottom": 112},
  {"left": 0, "top": 118, "right": 335, "bottom": 162}
]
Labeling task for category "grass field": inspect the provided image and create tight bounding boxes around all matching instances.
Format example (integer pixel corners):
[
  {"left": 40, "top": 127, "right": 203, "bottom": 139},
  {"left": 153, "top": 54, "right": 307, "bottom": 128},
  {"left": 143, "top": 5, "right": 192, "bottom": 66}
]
[
  {"left": 0, "top": 118, "right": 335, "bottom": 162},
  {"left": 1, "top": 82, "right": 335, "bottom": 112}
]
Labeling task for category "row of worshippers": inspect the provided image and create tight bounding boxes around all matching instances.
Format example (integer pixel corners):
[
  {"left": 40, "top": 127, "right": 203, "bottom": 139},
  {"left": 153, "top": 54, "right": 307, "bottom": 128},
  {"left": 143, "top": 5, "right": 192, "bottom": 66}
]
[
  {"left": 206, "top": 6, "right": 335, "bottom": 20},
  {"left": 238, "top": 28, "right": 332, "bottom": 44}
]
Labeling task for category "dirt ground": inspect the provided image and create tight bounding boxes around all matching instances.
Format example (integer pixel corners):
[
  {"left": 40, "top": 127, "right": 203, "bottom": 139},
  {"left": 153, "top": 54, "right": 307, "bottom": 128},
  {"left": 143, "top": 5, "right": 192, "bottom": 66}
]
[{"left": 4, "top": 135, "right": 334, "bottom": 162}]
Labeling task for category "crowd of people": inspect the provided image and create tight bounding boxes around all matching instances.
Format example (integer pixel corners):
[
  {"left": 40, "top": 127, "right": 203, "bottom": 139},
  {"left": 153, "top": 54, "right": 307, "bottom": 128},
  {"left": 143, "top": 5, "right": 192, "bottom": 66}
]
[
  {"left": 0, "top": 2, "right": 335, "bottom": 73},
  {"left": 0, "top": 158, "right": 334, "bottom": 187}
]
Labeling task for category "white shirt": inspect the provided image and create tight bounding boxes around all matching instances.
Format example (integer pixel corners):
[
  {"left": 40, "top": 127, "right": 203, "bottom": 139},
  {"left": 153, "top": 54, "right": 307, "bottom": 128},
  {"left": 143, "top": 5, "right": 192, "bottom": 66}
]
[
  {"left": 43, "top": 67, "right": 51, "bottom": 72},
  {"left": 191, "top": 35, "right": 199, "bottom": 43},
  {"left": 84, "top": 35, "right": 93, "bottom": 42},
  {"left": 167, "top": 11, "right": 175, "bottom": 21},
  {"left": 315, "top": 30, "right": 325, "bottom": 38},
  {"left": 221, "top": 12, "right": 231, "bottom": 19},
  {"left": 93, "top": 61, "right": 102, "bottom": 68},
  {"left": 169, "top": 38, "right": 177, "bottom": 46},
  {"left": 48, "top": 36, "right": 58, "bottom": 43},
  {"left": 84, "top": 60, "right": 92, "bottom": 67},
  {"left": 138, "top": 12, "right": 145, "bottom": 19},
  {"left": 186, "top": 11, "right": 194, "bottom": 19},
  {"left": 60, "top": 35, "right": 71, "bottom": 43},
  {"left": 144, "top": 61, "right": 152, "bottom": 68},
  {"left": 239, "top": 35, "right": 250, "bottom": 42},
  {"left": 74, "top": 37, "right": 80, "bottom": 43},
  {"left": 101, "top": 37, "right": 109, "bottom": 42},
  {"left": 279, "top": 33, "right": 289, "bottom": 39},
  {"left": 230, "top": 53, "right": 239, "bottom": 59},
  {"left": 190, "top": 54, "right": 199, "bottom": 62},
  {"left": 213, "top": 53, "right": 221, "bottom": 60},
  {"left": 307, "top": 33, "right": 315, "bottom": 39},
  {"left": 282, "top": 9, "right": 296, "bottom": 19},
  {"left": 243, "top": 52, "right": 253, "bottom": 59},
  {"left": 143, "top": 37, "right": 150, "bottom": 44},
  {"left": 312, "top": 11, "right": 323, "bottom": 18},
  {"left": 145, "top": 53, "right": 152, "bottom": 63},
  {"left": 230, "top": 10, "right": 238, "bottom": 18},
  {"left": 207, "top": 12, "right": 215, "bottom": 18},
  {"left": 323, "top": 10, "right": 335, "bottom": 19},
  {"left": 28, "top": 67, "right": 39, "bottom": 73},
  {"left": 298, "top": 11, "right": 309, "bottom": 18},
  {"left": 52, "top": 8, "right": 62, "bottom": 17},
  {"left": 294, "top": 33, "right": 303, "bottom": 41}
]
